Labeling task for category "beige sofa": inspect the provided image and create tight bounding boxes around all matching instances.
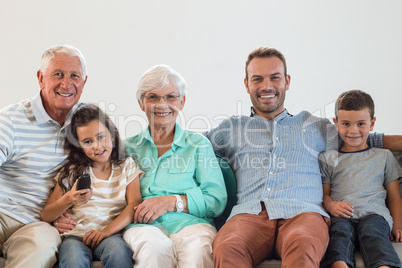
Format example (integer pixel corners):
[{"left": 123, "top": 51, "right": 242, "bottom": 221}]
[{"left": 1, "top": 153, "right": 401, "bottom": 268}]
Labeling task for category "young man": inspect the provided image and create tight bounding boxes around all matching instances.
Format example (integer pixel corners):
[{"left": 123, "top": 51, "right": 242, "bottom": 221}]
[
  {"left": 0, "top": 45, "right": 87, "bottom": 267},
  {"left": 205, "top": 47, "right": 402, "bottom": 267},
  {"left": 319, "top": 90, "right": 401, "bottom": 268}
]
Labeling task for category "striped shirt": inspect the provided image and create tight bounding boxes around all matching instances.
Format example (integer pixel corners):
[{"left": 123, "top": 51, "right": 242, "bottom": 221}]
[
  {"left": 0, "top": 94, "right": 80, "bottom": 223},
  {"left": 61, "top": 157, "right": 143, "bottom": 238},
  {"left": 204, "top": 108, "right": 384, "bottom": 220}
]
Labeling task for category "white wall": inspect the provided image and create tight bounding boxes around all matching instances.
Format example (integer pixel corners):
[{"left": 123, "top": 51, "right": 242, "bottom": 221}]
[{"left": 1, "top": 0, "right": 401, "bottom": 138}]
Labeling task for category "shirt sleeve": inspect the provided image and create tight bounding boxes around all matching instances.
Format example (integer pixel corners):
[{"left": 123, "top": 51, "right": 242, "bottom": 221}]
[
  {"left": 0, "top": 112, "right": 14, "bottom": 165},
  {"left": 124, "top": 157, "right": 144, "bottom": 185},
  {"left": 318, "top": 152, "right": 332, "bottom": 185},
  {"left": 203, "top": 118, "right": 231, "bottom": 159},
  {"left": 184, "top": 136, "right": 228, "bottom": 219},
  {"left": 384, "top": 149, "right": 402, "bottom": 186},
  {"left": 52, "top": 169, "right": 71, "bottom": 193}
]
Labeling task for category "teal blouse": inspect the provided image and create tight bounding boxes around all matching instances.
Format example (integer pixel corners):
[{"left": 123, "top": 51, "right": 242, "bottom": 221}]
[{"left": 125, "top": 123, "right": 227, "bottom": 233}]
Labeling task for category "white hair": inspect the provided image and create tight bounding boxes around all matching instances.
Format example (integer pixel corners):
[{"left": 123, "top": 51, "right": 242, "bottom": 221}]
[
  {"left": 136, "top": 64, "right": 187, "bottom": 102},
  {"left": 39, "top": 45, "right": 87, "bottom": 78}
]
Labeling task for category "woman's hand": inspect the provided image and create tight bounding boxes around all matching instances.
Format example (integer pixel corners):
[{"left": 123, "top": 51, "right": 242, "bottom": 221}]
[
  {"left": 133, "top": 195, "right": 176, "bottom": 224},
  {"left": 67, "top": 180, "right": 93, "bottom": 206},
  {"left": 83, "top": 230, "right": 109, "bottom": 249},
  {"left": 53, "top": 211, "right": 77, "bottom": 234}
]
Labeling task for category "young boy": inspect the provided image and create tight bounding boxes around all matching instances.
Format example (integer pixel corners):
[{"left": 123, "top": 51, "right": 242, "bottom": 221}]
[{"left": 319, "top": 90, "right": 402, "bottom": 268}]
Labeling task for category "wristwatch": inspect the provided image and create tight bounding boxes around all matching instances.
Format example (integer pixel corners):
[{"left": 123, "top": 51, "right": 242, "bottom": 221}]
[{"left": 175, "top": 195, "right": 184, "bottom": 212}]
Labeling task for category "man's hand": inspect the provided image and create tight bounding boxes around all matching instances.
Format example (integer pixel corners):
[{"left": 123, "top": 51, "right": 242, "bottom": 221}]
[{"left": 53, "top": 211, "right": 76, "bottom": 234}]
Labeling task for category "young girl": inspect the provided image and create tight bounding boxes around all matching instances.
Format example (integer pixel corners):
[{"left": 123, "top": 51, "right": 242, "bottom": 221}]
[{"left": 40, "top": 104, "right": 143, "bottom": 268}]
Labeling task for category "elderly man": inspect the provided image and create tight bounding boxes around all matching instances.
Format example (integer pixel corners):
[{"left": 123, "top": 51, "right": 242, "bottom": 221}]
[
  {"left": 205, "top": 46, "right": 402, "bottom": 268},
  {"left": 0, "top": 45, "right": 87, "bottom": 268}
]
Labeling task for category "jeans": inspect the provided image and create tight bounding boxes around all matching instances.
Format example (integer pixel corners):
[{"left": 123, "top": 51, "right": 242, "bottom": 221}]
[
  {"left": 58, "top": 234, "right": 134, "bottom": 268},
  {"left": 321, "top": 214, "right": 401, "bottom": 268}
]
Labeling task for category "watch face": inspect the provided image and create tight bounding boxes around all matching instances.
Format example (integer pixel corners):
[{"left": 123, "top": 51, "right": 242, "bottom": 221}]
[
  {"left": 175, "top": 195, "right": 184, "bottom": 212},
  {"left": 177, "top": 201, "right": 184, "bottom": 210}
]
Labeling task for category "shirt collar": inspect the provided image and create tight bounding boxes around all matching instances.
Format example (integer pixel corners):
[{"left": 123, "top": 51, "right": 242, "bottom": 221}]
[
  {"left": 172, "top": 123, "right": 186, "bottom": 148},
  {"left": 138, "top": 122, "right": 187, "bottom": 149},
  {"left": 339, "top": 146, "right": 372, "bottom": 154},
  {"left": 250, "top": 106, "right": 291, "bottom": 121},
  {"left": 30, "top": 92, "right": 81, "bottom": 127},
  {"left": 30, "top": 93, "right": 53, "bottom": 124}
]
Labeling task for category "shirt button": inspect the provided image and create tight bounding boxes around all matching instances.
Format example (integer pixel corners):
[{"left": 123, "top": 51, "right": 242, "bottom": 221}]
[
  {"left": 273, "top": 155, "right": 277, "bottom": 159},
  {"left": 266, "top": 188, "right": 271, "bottom": 191},
  {"left": 275, "top": 137, "right": 279, "bottom": 140},
  {"left": 269, "top": 172, "right": 273, "bottom": 175},
  {"left": 265, "top": 198, "right": 269, "bottom": 200},
  {"left": 303, "top": 128, "right": 307, "bottom": 132}
]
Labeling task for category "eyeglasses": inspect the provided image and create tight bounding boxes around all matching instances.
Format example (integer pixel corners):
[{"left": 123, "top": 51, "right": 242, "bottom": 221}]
[{"left": 143, "top": 93, "right": 181, "bottom": 103}]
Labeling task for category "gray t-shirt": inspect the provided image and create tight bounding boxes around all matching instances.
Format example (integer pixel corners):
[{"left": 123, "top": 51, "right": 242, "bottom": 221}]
[{"left": 319, "top": 147, "right": 402, "bottom": 230}]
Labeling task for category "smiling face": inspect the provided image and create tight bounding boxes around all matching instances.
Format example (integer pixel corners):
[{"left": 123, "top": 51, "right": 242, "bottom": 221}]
[
  {"left": 37, "top": 54, "right": 87, "bottom": 125},
  {"left": 334, "top": 109, "right": 376, "bottom": 152},
  {"left": 139, "top": 84, "right": 185, "bottom": 131},
  {"left": 76, "top": 120, "right": 113, "bottom": 167},
  {"left": 244, "top": 56, "right": 290, "bottom": 121}
]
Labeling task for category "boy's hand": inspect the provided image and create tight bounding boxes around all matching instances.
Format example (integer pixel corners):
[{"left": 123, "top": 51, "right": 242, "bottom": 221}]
[
  {"left": 83, "top": 230, "right": 109, "bottom": 249},
  {"left": 67, "top": 180, "right": 93, "bottom": 206},
  {"left": 328, "top": 201, "right": 354, "bottom": 218},
  {"left": 391, "top": 227, "right": 402, "bottom": 242}
]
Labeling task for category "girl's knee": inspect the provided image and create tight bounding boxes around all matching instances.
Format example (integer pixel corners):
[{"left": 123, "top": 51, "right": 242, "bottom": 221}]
[{"left": 100, "top": 237, "right": 133, "bottom": 260}]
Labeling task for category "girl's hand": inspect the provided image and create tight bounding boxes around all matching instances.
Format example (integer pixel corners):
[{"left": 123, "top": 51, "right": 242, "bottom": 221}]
[
  {"left": 67, "top": 180, "right": 93, "bottom": 206},
  {"left": 133, "top": 195, "right": 176, "bottom": 224},
  {"left": 83, "top": 230, "right": 109, "bottom": 249},
  {"left": 328, "top": 201, "right": 354, "bottom": 218}
]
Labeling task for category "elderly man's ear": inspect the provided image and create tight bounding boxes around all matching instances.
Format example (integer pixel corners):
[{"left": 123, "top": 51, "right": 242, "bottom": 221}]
[{"left": 37, "top": 70, "right": 45, "bottom": 89}]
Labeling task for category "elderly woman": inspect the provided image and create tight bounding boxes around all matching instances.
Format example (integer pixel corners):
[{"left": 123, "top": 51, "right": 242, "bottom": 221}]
[{"left": 123, "top": 65, "right": 227, "bottom": 267}]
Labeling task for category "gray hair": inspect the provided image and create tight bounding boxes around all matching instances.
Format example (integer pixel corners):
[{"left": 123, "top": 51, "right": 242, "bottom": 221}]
[
  {"left": 136, "top": 65, "right": 187, "bottom": 102},
  {"left": 39, "top": 45, "right": 87, "bottom": 78}
]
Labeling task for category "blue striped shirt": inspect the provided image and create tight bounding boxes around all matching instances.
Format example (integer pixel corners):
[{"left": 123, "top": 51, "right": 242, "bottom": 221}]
[
  {"left": 205, "top": 108, "right": 383, "bottom": 220},
  {"left": 0, "top": 94, "right": 80, "bottom": 223}
]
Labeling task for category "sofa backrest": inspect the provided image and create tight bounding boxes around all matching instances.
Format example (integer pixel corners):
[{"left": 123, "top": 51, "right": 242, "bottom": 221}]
[
  {"left": 393, "top": 152, "right": 402, "bottom": 194},
  {"left": 214, "top": 155, "right": 237, "bottom": 230}
]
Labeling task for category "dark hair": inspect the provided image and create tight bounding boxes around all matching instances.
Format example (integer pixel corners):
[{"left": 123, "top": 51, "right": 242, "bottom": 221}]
[
  {"left": 57, "top": 104, "right": 126, "bottom": 193},
  {"left": 335, "top": 89, "right": 375, "bottom": 119},
  {"left": 245, "top": 47, "right": 287, "bottom": 81}
]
